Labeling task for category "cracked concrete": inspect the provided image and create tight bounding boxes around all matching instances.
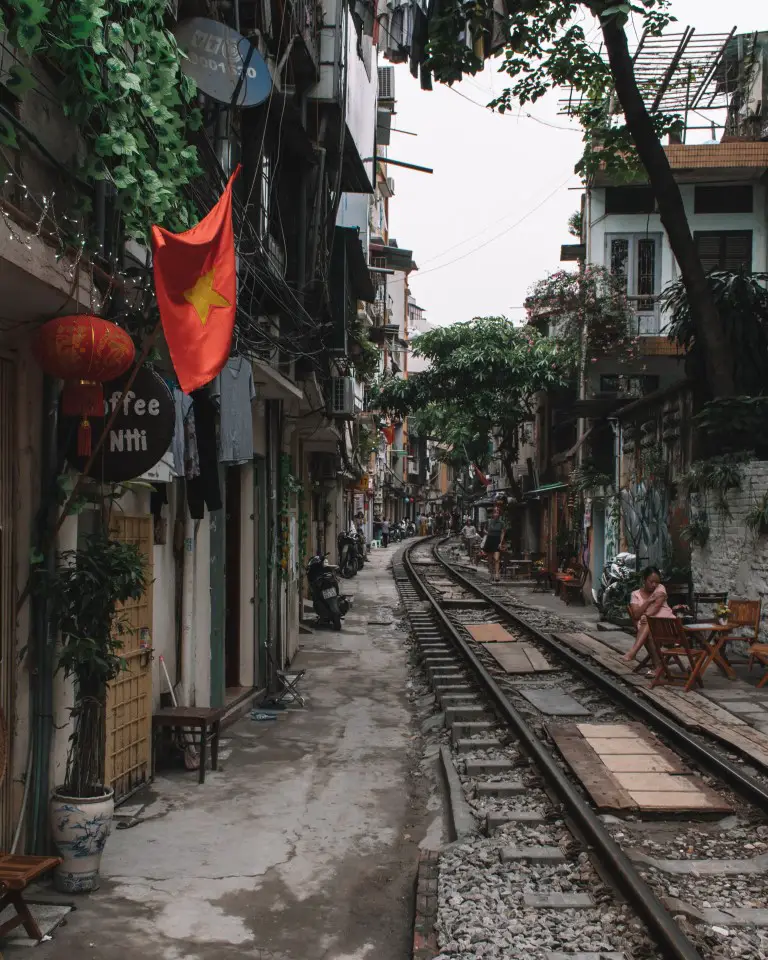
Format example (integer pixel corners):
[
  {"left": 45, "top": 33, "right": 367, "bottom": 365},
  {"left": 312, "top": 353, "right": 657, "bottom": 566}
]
[{"left": 25, "top": 545, "right": 432, "bottom": 960}]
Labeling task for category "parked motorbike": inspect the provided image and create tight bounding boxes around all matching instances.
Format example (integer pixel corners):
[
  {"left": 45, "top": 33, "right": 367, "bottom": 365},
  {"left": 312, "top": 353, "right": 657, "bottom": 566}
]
[
  {"left": 354, "top": 531, "right": 367, "bottom": 570},
  {"left": 405, "top": 520, "right": 416, "bottom": 537},
  {"left": 593, "top": 551, "right": 637, "bottom": 618},
  {"left": 337, "top": 531, "right": 359, "bottom": 579},
  {"left": 390, "top": 524, "right": 403, "bottom": 543},
  {"left": 306, "top": 553, "right": 349, "bottom": 630}
]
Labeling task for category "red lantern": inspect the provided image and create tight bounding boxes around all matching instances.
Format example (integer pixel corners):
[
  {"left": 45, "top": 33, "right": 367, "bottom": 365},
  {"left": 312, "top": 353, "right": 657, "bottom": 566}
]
[{"left": 34, "top": 316, "right": 135, "bottom": 456}]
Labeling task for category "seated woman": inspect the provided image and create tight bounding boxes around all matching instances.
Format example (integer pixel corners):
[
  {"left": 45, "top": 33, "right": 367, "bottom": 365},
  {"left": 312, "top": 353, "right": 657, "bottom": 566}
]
[{"left": 624, "top": 565, "right": 676, "bottom": 666}]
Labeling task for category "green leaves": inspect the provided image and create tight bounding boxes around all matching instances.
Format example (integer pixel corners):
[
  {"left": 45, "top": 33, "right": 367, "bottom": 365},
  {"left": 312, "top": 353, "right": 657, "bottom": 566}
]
[
  {"left": 0, "top": 115, "right": 19, "bottom": 148},
  {"left": 5, "top": 65, "right": 37, "bottom": 99}
]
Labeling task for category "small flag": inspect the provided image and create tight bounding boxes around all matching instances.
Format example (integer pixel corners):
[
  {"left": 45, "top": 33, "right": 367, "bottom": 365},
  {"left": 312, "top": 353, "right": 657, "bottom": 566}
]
[
  {"left": 381, "top": 425, "right": 395, "bottom": 445},
  {"left": 152, "top": 166, "right": 241, "bottom": 394},
  {"left": 473, "top": 463, "right": 490, "bottom": 487}
]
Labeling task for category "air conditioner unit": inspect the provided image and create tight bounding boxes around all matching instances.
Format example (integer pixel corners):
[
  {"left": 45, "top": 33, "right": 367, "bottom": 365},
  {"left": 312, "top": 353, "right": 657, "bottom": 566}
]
[
  {"left": 328, "top": 376, "right": 357, "bottom": 418},
  {"left": 378, "top": 65, "right": 395, "bottom": 101}
]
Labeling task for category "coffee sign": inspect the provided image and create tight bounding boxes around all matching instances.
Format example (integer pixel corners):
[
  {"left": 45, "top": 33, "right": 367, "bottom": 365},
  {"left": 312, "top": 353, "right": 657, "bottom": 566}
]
[
  {"left": 64, "top": 368, "right": 175, "bottom": 482},
  {"left": 173, "top": 18, "right": 272, "bottom": 108}
]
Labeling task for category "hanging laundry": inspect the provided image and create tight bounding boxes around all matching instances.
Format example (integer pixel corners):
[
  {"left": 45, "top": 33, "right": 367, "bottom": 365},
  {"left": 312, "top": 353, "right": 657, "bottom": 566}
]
[
  {"left": 186, "top": 388, "right": 222, "bottom": 519},
  {"left": 210, "top": 356, "right": 257, "bottom": 464}
]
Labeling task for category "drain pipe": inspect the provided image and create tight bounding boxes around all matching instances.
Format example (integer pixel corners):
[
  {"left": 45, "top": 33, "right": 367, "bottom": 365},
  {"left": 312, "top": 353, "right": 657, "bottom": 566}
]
[{"left": 26, "top": 374, "right": 59, "bottom": 853}]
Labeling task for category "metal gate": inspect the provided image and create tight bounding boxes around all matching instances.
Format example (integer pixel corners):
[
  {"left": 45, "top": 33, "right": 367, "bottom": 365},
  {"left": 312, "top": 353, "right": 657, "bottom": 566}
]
[
  {"left": 0, "top": 356, "right": 16, "bottom": 846},
  {"left": 106, "top": 515, "right": 153, "bottom": 801}
]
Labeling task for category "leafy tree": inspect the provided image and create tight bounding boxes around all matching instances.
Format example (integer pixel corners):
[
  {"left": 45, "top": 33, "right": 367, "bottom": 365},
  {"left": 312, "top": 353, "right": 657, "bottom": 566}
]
[
  {"left": 374, "top": 317, "right": 575, "bottom": 493},
  {"left": 426, "top": 0, "right": 736, "bottom": 398},
  {"left": 525, "top": 264, "right": 638, "bottom": 367}
]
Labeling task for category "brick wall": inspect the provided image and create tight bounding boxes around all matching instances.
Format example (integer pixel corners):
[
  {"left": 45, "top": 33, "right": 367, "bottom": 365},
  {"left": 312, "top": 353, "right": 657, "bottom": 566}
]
[{"left": 691, "top": 460, "right": 768, "bottom": 634}]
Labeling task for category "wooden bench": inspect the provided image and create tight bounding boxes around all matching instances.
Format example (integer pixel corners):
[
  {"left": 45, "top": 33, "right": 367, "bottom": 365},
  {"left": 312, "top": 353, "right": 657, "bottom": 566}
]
[{"left": 0, "top": 854, "right": 62, "bottom": 941}]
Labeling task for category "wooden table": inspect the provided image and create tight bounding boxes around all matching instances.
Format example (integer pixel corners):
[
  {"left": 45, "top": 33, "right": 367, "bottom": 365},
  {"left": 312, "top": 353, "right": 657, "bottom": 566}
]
[
  {"left": 152, "top": 706, "right": 225, "bottom": 784},
  {"left": 683, "top": 622, "right": 736, "bottom": 689},
  {"left": 503, "top": 559, "right": 533, "bottom": 580}
]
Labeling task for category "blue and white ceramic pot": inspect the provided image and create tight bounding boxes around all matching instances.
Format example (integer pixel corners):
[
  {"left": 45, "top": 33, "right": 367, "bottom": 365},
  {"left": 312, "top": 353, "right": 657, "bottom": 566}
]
[{"left": 50, "top": 786, "right": 114, "bottom": 893}]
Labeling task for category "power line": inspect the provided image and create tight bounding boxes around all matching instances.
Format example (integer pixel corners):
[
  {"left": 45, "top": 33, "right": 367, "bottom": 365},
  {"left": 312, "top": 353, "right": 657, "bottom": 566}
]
[{"left": 389, "top": 174, "right": 576, "bottom": 281}]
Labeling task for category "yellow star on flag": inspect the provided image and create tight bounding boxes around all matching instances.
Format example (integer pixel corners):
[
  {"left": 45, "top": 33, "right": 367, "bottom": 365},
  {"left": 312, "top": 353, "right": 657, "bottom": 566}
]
[{"left": 183, "top": 267, "right": 231, "bottom": 325}]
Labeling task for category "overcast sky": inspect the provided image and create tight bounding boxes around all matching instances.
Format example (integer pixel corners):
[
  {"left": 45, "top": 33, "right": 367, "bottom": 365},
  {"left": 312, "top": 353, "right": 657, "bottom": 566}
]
[{"left": 386, "top": 0, "right": 765, "bottom": 329}]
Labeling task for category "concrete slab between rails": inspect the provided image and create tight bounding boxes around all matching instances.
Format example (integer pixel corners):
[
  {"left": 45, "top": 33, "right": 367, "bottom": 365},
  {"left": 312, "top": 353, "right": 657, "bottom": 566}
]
[
  {"left": 627, "top": 848, "right": 768, "bottom": 875},
  {"left": 487, "top": 810, "right": 547, "bottom": 832},
  {"left": 445, "top": 705, "right": 493, "bottom": 724},
  {"left": 454, "top": 738, "right": 502, "bottom": 753},
  {"left": 439, "top": 746, "right": 479, "bottom": 842},
  {"left": 522, "top": 892, "right": 594, "bottom": 909},
  {"left": 452, "top": 721, "right": 496, "bottom": 742},
  {"left": 501, "top": 845, "right": 566, "bottom": 864},
  {"left": 664, "top": 897, "right": 768, "bottom": 927}
]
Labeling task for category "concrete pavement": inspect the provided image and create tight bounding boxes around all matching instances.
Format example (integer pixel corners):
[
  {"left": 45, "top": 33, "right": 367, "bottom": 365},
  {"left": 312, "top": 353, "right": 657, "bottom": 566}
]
[{"left": 26, "top": 543, "right": 431, "bottom": 960}]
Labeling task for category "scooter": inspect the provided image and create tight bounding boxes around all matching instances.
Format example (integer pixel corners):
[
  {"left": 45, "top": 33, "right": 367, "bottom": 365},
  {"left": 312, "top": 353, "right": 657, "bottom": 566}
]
[
  {"left": 306, "top": 553, "right": 350, "bottom": 630},
  {"left": 593, "top": 551, "right": 637, "bottom": 617},
  {"left": 354, "top": 531, "right": 367, "bottom": 570},
  {"left": 337, "top": 530, "right": 359, "bottom": 579},
  {"left": 405, "top": 520, "right": 416, "bottom": 537},
  {"left": 390, "top": 524, "right": 403, "bottom": 543}
]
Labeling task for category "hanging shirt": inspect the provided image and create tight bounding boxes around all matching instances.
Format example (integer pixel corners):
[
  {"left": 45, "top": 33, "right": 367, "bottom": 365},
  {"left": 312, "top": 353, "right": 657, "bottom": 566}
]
[
  {"left": 211, "top": 357, "right": 257, "bottom": 464},
  {"left": 172, "top": 388, "right": 199, "bottom": 479}
]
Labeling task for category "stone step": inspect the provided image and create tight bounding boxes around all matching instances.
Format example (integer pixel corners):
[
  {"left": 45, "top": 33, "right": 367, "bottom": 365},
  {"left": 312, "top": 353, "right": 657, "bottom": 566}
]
[
  {"left": 464, "top": 759, "right": 514, "bottom": 776},
  {"left": 454, "top": 738, "right": 502, "bottom": 753},
  {"left": 501, "top": 845, "right": 566, "bottom": 864},
  {"left": 476, "top": 780, "right": 526, "bottom": 797},
  {"left": 445, "top": 705, "right": 493, "bottom": 724},
  {"left": 451, "top": 721, "right": 496, "bottom": 742},
  {"left": 487, "top": 809, "right": 547, "bottom": 832}
]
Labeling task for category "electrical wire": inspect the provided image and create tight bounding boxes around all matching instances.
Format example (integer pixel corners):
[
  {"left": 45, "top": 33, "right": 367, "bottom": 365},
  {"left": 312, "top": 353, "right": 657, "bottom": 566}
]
[{"left": 388, "top": 174, "right": 576, "bottom": 282}]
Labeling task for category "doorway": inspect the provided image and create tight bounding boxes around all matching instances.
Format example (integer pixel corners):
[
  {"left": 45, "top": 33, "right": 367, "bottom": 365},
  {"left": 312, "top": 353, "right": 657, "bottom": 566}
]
[{"left": 224, "top": 467, "right": 242, "bottom": 696}]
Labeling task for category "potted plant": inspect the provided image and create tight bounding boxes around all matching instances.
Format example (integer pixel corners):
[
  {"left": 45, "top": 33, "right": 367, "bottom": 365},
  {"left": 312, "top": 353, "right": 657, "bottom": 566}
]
[
  {"left": 33, "top": 532, "right": 147, "bottom": 893},
  {"left": 714, "top": 602, "right": 732, "bottom": 626},
  {"left": 746, "top": 492, "right": 768, "bottom": 537}
]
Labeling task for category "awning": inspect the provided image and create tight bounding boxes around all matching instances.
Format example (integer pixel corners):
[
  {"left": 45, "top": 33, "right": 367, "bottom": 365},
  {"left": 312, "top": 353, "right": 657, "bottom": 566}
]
[
  {"left": 252, "top": 359, "right": 304, "bottom": 400},
  {"left": 525, "top": 482, "right": 568, "bottom": 498}
]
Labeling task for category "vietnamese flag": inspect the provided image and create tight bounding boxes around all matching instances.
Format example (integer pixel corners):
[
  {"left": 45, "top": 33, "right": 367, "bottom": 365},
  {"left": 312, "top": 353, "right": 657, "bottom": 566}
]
[
  {"left": 152, "top": 166, "right": 241, "bottom": 394},
  {"left": 381, "top": 425, "right": 395, "bottom": 445}
]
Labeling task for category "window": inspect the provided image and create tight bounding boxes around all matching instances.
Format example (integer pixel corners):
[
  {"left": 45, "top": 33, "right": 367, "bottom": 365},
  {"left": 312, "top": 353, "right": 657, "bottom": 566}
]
[
  {"left": 606, "top": 233, "right": 662, "bottom": 333},
  {"left": 599, "top": 375, "right": 659, "bottom": 397},
  {"left": 694, "top": 231, "right": 752, "bottom": 273},
  {"left": 694, "top": 185, "right": 753, "bottom": 214},
  {"left": 604, "top": 186, "right": 655, "bottom": 215}
]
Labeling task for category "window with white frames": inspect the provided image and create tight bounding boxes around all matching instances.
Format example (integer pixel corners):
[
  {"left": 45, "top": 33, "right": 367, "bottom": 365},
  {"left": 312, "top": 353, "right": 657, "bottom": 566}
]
[{"left": 605, "top": 233, "right": 663, "bottom": 334}]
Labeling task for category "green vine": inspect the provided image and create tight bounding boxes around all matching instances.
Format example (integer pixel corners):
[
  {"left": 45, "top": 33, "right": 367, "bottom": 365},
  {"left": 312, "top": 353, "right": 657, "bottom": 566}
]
[
  {"left": 278, "top": 455, "right": 302, "bottom": 579},
  {"left": 4, "top": 0, "right": 203, "bottom": 239}
]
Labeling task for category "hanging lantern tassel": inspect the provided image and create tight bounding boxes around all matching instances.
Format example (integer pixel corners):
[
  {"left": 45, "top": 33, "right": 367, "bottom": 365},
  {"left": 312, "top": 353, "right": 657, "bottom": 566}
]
[
  {"left": 62, "top": 380, "right": 104, "bottom": 460},
  {"left": 77, "top": 417, "right": 92, "bottom": 457}
]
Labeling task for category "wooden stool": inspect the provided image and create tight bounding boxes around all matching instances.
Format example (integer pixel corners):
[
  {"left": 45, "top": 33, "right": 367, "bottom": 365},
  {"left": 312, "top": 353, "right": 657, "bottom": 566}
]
[{"left": 152, "top": 706, "right": 225, "bottom": 784}]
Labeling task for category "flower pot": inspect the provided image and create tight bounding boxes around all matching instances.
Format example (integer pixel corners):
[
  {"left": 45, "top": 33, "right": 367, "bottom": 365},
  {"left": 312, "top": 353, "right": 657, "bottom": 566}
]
[
  {"left": 718, "top": 616, "right": 729, "bottom": 626},
  {"left": 50, "top": 785, "right": 114, "bottom": 893}
]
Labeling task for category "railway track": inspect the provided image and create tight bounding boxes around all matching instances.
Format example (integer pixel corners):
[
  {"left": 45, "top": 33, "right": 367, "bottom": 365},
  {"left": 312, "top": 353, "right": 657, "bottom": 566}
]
[{"left": 398, "top": 537, "right": 768, "bottom": 960}]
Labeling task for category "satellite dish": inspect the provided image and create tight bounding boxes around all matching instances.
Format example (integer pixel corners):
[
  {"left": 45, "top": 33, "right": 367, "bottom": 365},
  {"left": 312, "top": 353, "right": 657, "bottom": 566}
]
[{"left": 174, "top": 18, "right": 272, "bottom": 108}]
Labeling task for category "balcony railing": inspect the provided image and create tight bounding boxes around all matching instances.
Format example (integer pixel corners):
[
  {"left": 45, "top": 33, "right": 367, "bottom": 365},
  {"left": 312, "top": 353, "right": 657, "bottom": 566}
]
[{"left": 627, "top": 296, "right": 662, "bottom": 336}]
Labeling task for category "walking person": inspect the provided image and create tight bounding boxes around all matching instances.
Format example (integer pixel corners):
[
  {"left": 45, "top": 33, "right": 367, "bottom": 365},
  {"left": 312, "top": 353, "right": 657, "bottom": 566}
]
[
  {"left": 484, "top": 503, "right": 506, "bottom": 582},
  {"left": 381, "top": 516, "right": 390, "bottom": 547}
]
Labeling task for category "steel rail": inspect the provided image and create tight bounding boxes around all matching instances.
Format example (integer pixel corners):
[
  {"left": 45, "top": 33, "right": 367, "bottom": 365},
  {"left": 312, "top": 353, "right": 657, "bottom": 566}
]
[
  {"left": 432, "top": 540, "right": 768, "bottom": 814},
  {"left": 403, "top": 539, "right": 703, "bottom": 960}
]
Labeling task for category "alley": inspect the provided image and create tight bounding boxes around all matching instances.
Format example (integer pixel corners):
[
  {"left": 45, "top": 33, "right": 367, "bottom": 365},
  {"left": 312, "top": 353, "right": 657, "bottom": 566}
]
[{"left": 32, "top": 546, "right": 428, "bottom": 960}]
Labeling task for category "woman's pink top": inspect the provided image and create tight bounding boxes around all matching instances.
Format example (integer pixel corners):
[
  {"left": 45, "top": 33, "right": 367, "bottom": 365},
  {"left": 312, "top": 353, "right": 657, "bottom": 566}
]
[{"left": 630, "top": 586, "right": 675, "bottom": 619}]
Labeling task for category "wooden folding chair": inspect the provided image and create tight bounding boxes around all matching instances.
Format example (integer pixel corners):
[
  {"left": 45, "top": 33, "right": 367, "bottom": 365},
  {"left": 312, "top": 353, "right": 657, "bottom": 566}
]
[
  {"left": 693, "top": 591, "right": 728, "bottom": 622},
  {"left": 646, "top": 616, "right": 705, "bottom": 690}
]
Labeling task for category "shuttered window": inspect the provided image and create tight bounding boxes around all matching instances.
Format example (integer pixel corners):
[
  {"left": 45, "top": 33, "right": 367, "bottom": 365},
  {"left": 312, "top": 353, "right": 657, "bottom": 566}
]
[
  {"left": 694, "top": 231, "right": 752, "bottom": 272},
  {"left": 694, "top": 185, "right": 753, "bottom": 214}
]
